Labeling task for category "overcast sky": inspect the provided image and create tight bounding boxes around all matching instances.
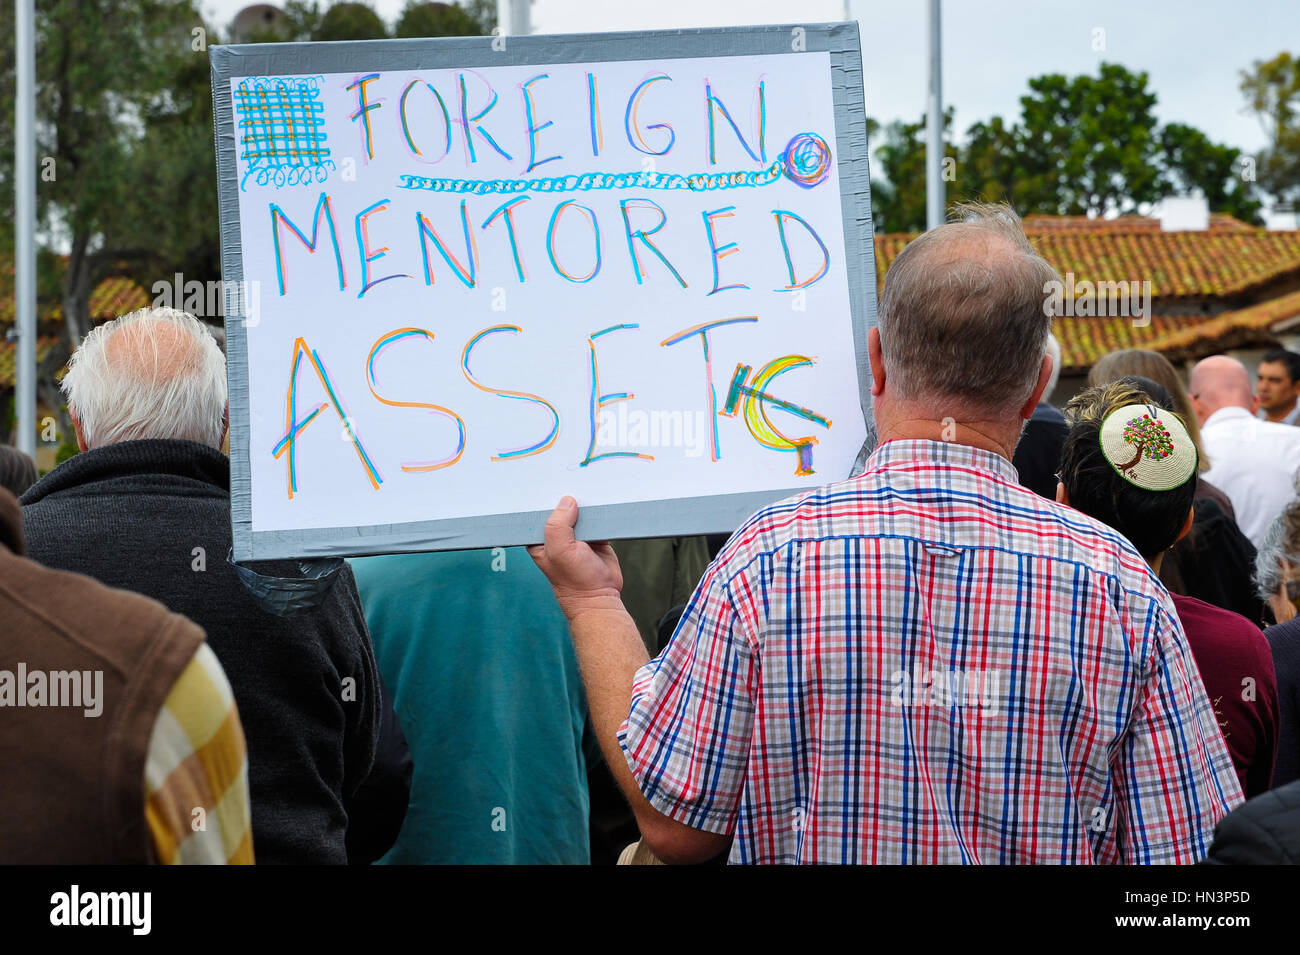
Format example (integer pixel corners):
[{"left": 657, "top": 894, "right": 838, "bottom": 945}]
[{"left": 202, "top": 0, "right": 1295, "bottom": 155}]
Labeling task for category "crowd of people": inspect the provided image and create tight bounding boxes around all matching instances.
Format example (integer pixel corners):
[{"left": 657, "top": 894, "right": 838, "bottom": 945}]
[{"left": 3, "top": 201, "right": 1300, "bottom": 864}]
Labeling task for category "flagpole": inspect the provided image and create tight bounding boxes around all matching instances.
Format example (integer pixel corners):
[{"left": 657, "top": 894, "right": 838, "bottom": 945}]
[{"left": 925, "top": 0, "right": 944, "bottom": 230}]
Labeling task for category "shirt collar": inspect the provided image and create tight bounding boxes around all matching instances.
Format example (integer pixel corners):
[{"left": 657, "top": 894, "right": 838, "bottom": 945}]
[
  {"left": 864, "top": 438, "right": 1021, "bottom": 484},
  {"left": 1204, "top": 406, "right": 1256, "bottom": 429}
]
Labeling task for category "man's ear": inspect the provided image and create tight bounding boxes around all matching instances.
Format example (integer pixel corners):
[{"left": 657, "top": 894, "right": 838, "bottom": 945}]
[
  {"left": 221, "top": 403, "right": 230, "bottom": 453},
  {"left": 69, "top": 410, "right": 88, "bottom": 453},
  {"left": 1055, "top": 481, "right": 1068, "bottom": 506},
  {"left": 868, "top": 327, "right": 886, "bottom": 398},
  {"left": 1174, "top": 504, "right": 1195, "bottom": 544},
  {"left": 1020, "top": 352, "right": 1053, "bottom": 420}
]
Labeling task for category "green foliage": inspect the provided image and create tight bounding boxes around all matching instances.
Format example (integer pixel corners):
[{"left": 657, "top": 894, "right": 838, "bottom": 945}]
[
  {"left": 54, "top": 438, "right": 79, "bottom": 466},
  {"left": 1240, "top": 52, "right": 1300, "bottom": 205},
  {"left": 0, "top": 4, "right": 14, "bottom": 237},
  {"left": 1159, "top": 123, "right": 1262, "bottom": 224},
  {"left": 314, "top": 2, "right": 388, "bottom": 41},
  {"left": 395, "top": 1, "right": 484, "bottom": 38},
  {"left": 869, "top": 109, "right": 958, "bottom": 233},
  {"left": 1013, "top": 64, "right": 1163, "bottom": 216},
  {"left": 239, "top": 0, "right": 323, "bottom": 42},
  {"left": 110, "top": 7, "right": 224, "bottom": 294},
  {"left": 458, "top": 0, "right": 497, "bottom": 33},
  {"left": 869, "top": 61, "right": 1269, "bottom": 230}
]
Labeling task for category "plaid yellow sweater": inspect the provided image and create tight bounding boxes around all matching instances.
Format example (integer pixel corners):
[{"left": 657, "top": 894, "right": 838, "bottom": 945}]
[{"left": 145, "top": 644, "right": 254, "bottom": 864}]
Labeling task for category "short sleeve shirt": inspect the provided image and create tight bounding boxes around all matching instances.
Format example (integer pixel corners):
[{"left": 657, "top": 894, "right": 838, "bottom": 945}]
[{"left": 618, "top": 439, "right": 1243, "bottom": 864}]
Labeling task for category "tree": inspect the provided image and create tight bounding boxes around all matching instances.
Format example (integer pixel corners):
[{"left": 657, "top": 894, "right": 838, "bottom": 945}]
[
  {"left": 394, "top": 1, "right": 484, "bottom": 38},
  {"left": 869, "top": 109, "right": 958, "bottom": 233},
  {"left": 956, "top": 115, "right": 1025, "bottom": 208},
  {"left": 31, "top": 0, "right": 206, "bottom": 438},
  {"left": 1118, "top": 413, "right": 1174, "bottom": 476},
  {"left": 1158, "top": 123, "right": 1262, "bottom": 224},
  {"left": 1240, "top": 52, "right": 1300, "bottom": 206},
  {"left": 0, "top": 4, "right": 15, "bottom": 247},
  {"left": 459, "top": 0, "right": 496, "bottom": 33},
  {"left": 1014, "top": 63, "right": 1163, "bottom": 216},
  {"left": 314, "top": 2, "right": 388, "bottom": 41}
]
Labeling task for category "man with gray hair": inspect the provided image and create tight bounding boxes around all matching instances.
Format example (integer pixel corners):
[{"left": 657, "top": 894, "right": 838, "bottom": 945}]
[
  {"left": 20, "top": 307, "right": 404, "bottom": 864},
  {"left": 1191, "top": 354, "right": 1300, "bottom": 547},
  {"left": 528, "top": 203, "right": 1240, "bottom": 864}
]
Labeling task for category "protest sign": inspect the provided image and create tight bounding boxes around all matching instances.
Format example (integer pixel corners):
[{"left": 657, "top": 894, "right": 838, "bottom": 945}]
[{"left": 211, "top": 23, "right": 875, "bottom": 560}]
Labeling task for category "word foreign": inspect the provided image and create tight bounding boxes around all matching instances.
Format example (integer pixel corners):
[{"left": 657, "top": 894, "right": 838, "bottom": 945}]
[
  {"left": 50, "top": 885, "right": 151, "bottom": 935},
  {"left": 0, "top": 664, "right": 103, "bottom": 717},
  {"left": 343, "top": 69, "right": 778, "bottom": 172},
  {"left": 890, "top": 669, "right": 1001, "bottom": 713}
]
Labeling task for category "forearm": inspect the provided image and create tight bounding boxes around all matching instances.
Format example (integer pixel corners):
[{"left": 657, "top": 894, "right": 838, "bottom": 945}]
[
  {"left": 529, "top": 499, "right": 731, "bottom": 862},
  {"left": 565, "top": 600, "right": 729, "bottom": 863},
  {"left": 565, "top": 603, "right": 650, "bottom": 809}
]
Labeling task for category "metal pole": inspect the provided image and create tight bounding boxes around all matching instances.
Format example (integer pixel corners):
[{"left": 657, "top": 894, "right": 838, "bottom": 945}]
[
  {"left": 496, "top": 0, "right": 510, "bottom": 36},
  {"left": 15, "top": 0, "right": 37, "bottom": 458},
  {"left": 510, "top": 0, "right": 531, "bottom": 36},
  {"left": 925, "top": 0, "right": 944, "bottom": 230}
]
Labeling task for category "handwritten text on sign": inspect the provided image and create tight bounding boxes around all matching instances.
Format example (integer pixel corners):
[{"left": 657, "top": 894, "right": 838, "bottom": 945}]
[{"left": 230, "top": 52, "right": 865, "bottom": 534}]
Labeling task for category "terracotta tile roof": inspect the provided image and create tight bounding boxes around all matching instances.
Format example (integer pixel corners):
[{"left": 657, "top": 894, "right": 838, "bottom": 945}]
[
  {"left": 0, "top": 270, "right": 151, "bottom": 327},
  {"left": 0, "top": 335, "right": 60, "bottom": 389},
  {"left": 876, "top": 217, "right": 1300, "bottom": 371},
  {"left": 1021, "top": 213, "right": 1256, "bottom": 233},
  {"left": 0, "top": 270, "right": 151, "bottom": 387},
  {"left": 1052, "top": 313, "right": 1205, "bottom": 373},
  {"left": 1049, "top": 295, "right": 1300, "bottom": 373},
  {"left": 1147, "top": 288, "right": 1300, "bottom": 360},
  {"left": 875, "top": 219, "right": 1300, "bottom": 300}
]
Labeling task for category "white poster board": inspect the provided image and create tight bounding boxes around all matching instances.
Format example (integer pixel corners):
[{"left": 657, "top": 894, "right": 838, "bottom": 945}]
[{"left": 212, "top": 23, "right": 876, "bottom": 561}]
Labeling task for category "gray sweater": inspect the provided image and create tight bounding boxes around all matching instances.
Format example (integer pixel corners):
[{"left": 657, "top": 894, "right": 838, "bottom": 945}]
[{"left": 21, "top": 439, "right": 382, "bottom": 864}]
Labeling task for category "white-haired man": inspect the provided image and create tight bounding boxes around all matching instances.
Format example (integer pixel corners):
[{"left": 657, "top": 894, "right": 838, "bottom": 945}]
[
  {"left": 529, "top": 204, "right": 1241, "bottom": 865},
  {"left": 1191, "top": 354, "right": 1300, "bottom": 547},
  {"left": 20, "top": 307, "right": 405, "bottom": 864}
]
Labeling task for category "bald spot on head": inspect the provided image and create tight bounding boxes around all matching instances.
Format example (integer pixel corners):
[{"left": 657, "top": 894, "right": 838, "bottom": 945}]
[
  {"left": 103, "top": 317, "right": 205, "bottom": 388},
  {"left": 900, "top": 223, "right": 1024, "bottom": 283},
  {"left": 1189, "top": 355, "right": 1254, "bottom": 416}
]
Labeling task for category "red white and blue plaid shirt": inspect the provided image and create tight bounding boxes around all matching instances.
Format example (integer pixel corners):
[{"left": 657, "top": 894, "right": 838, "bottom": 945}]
[{"left": 619, "top": 439, "right": 1243, "bottom": 864}]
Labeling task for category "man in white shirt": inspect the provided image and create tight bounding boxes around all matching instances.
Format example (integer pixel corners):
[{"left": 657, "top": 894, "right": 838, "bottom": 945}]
[
  {"left": 1191, "top": 355, "right": 1300, "bottom": 546},
  {"left": 1256, "top": 349, "right": 1300, "bottom": 426}
]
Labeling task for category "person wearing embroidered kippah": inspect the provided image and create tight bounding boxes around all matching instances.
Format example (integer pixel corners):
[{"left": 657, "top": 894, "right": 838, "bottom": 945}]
[
  {"left": 1058, "top": 379, "right": 1279, "bottom": 798},
  {"left": 1089, "top": 350, "right": 1263, "bottom": 624}
]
